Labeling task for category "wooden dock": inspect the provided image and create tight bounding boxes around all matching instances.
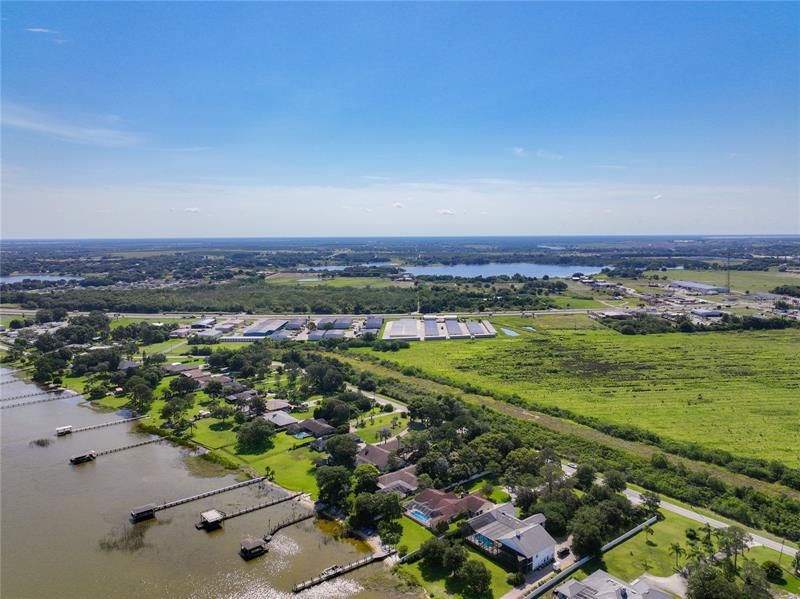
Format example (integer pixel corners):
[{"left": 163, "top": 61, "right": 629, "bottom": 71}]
[
  {"left": 291, "top": 549, "right": 396, "bottom": 593},
  {"left": 1, "top": 390, "right": 75, "bottom": 409},
  {"left": 64, "top": 415, "right": 148, "bottom": 435},
  {"left": 266, "top": 511, "right": 315, "bottom": 536},
  {"left": 131, "top": 476, "right": 270, "bottom": 521},
  {"left": 94, "top": 437, "right": 163, "bottom": 457},
  {"left": 196, "top": 492, "right": 303, "bottom": 530}
]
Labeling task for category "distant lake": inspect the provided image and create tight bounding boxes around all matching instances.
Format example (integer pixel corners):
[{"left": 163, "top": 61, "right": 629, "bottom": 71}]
[
  {"left": 401, "top": 262, "right": 604, "bottom": 278},
  {"left": 0, "top": 274, "right": 83, "bottom": 284}
]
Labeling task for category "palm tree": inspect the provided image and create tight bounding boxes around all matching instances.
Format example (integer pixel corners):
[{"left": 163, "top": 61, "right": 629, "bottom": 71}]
[
  {"left": 668, "top": 543, "right": 686, "bottom": 569},
  {"left": 643, "top": 524, "right": 655, "bottom": 545}
]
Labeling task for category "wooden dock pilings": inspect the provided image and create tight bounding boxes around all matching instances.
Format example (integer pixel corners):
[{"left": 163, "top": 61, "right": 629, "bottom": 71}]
[
  {"left": 266, "top": 511, "right": 315, "bottom": 536},
  {"left": 196, "top": 492, "right": 303, "bottom": 530},
  {"left": 64, "top": 415, "right": 148, "bottom": 435},
  {"left": 291, "top": 549, "right": 396, "bottom": 593},
  {"left": 131, "top": 476, "right": 271, "bottom": 522},
  {"left": 95, "top": 437, "right": 163, "bottom": 457},
  {"left": 1, "top": 390, "right": 75, "bottom": 408}
]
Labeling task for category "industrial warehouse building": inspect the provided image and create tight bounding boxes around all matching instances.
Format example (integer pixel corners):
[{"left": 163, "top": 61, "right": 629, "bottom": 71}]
[
  {"left": 243, "top": 319, "right": 288, "bottom": 336},
  {"left": 383, "top": 317, "right": 497, "bottom": 341}
]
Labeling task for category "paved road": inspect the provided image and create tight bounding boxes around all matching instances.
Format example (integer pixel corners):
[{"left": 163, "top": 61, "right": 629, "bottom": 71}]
[
  {"left": 623, "top": 489, "right": 797, "bottom": 558},
  {"left": 348, "top": 387, "right": 409, "bottom": 413}
]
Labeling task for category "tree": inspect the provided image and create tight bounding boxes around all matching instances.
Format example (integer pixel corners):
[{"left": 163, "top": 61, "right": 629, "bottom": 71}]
[
  {"left": 570, "top": 509, "right": 605, "bottom": 557},
  {"left": 687, "top": 564, "right": 742, "bottom": 599},
  {"left": 169, "top": 375, "right": 199, "bottom": 395},
  {"left": 641, "top": 491, "right": 661, "bottom": 517},
  {"left": 575, "top": 463, "right": 596, "bottom": 490},
  {"left": 604, "top": 469, "right": 627, "bottom": 493},
  {"left": 793, "top": 551, "right": 800, "bottom": 576},
  {"left": 760, "top": 559, "right": 783, "bottom": 582},
  {"left": 205, "top": 380, "right": 224, "bottom": 398},
  {"left": 377, "top": 428, "right": 392, "bottom": 444},
  {"left": 540, "top": 462, "right": 563, "bottom": 493},
  {"left": 458, "top": 559, "right": 491, "bottom": 596},
  {"left": 418, "top": 538, "right": 447, "bottom": 568},
  {"left": 719, "top": 526, "right": 751, "bottom": 572},
  {"left": 326, "top": 434, "right": 359, "bottom": 468},
  {"left": 235, "top": 419, "right": 275, "bottom": 454},
  {"left": 247, "top": 395, "right": 266, "bottom": 417},
  {"left": 741, "top": 560, "right": 772, "bottom": 598},
  {"left": 128, "top": 382, "right": 154, "bottom": 413},
  {"left": 316, "top": 465, "right": 352, "bottom": 508},
  {"left": 668, "top": 542, "right": 686, "bottom": 569},
  {"left": 643, "top": 523, "right": 655, "bottom": 545},
  {"left": 353, "top": 464, "right": 380, "bottom": 494},
  {"left": 442, "top": 544, "right": 467, "bottom": 575},
  {"left": 210, "top": 403, "right": 234, "bottom": 423}
]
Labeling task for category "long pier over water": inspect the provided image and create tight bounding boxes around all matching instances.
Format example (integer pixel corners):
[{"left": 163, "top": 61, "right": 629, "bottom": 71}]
[{"left": 291, "top": 549, "right": 396, "bottom": 593}]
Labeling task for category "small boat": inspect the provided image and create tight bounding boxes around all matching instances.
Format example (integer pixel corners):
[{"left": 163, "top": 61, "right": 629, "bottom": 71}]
[
  {"left": 69, "top": 451, "right": 97, "bottom": 464},
  {"left": 56, "top": 425, "right": 73, "bottom": 436}
]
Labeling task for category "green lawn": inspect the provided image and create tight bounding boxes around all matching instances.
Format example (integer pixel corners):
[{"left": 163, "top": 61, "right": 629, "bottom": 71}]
[
  {"left": 466, "top": 477, "right": 511, "bottom": 504},
  {"left": 352, "top": 324, "right": 800, "bottom": 466},
  {"left": 398, "top": 517, "right": 436, "bottom": 552},
  {"left": 354, "top": 412, "right": 405, "bottom": 443},
  {"left": 548, "top": 296, "right": 607, "bottom": 309},
  {"left": 398, "top": 542, "right": 512, "bottom": 598},
  {"left": 580, "top": 509, "right": 800, "bottom": 596}
]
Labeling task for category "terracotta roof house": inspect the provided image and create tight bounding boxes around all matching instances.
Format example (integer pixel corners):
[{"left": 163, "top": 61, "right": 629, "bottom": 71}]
[
  {"left": 405, "top": 489, "right": 492, "bottom": 528},
  {"left": 356, "top": 439, "right": 403, "bottom": 472},
  {"left": 377, "top": 465, "right": 419, "bottom": 496},
  {"left": 464, "top": 503, "right": 555, "bottom": 572}
]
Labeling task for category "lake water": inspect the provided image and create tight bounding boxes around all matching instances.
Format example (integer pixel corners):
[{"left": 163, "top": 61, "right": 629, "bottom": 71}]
[
  {"left": 0, "top": 368, "right": 395, "bottom": 599},
  {"left": 0, "top": 274, "right": 83, "bottom": 284},
  {"left": 400, "top": 263, "right": 603, "bottom": 278}
]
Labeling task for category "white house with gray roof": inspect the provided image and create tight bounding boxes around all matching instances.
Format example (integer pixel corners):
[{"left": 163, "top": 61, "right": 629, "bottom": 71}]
[
  {"left": 463, "top": 502, "right": 555, "bottom": 572},
  {"left": 555, "top": 570, "right": 671, "bottom": 599}
]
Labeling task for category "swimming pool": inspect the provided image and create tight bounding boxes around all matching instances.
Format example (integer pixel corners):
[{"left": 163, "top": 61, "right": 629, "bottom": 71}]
[
  {"left": 294, "top": 432, "right": 312, "bottom": 439},
  {"left": 409, "top": 509, "right": 431, "bottom": 523},
  {"left": 474, "top": 533, "right": 494, "bottom": 549}
]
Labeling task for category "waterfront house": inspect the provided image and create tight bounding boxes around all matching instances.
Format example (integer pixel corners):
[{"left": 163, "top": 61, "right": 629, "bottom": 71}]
[
  {"left": 404, "top": 489, "right": 492, "bottom": 528},
  {"left": 377, "top": 465, "right": 419, "bottom": 496},
  {"left": 463, "top": 502, "right": 555, "bottom": 572},
  {"left": 555, "top": 569, "right": 671, "bottom": 599}
]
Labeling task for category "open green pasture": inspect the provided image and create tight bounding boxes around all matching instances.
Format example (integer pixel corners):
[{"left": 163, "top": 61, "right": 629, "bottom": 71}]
[
  {"left": 354, "top": 319, "right": 800, "bottom": 466},
  {"left": 643, "top": 267, "right": 800, "bottom": 294}
]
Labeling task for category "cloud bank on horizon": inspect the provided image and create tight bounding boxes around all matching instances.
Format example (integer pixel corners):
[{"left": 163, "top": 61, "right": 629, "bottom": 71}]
[{"left": 1, "top": 2, "right": 798, "bottom": 238}]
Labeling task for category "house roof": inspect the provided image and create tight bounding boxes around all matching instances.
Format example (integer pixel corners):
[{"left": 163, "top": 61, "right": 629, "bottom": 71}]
[
  {"left": 117, "top": 359, "right": 139, "bottom": 371},
  {"left": 410, "top": 489, "right": 492, "bottom": 522},
  {"left": 300, "top": 418, "right": 336, "bottom": 436},
  {"left": 377, "top": 464, "right": 418, "bottom": 490},
  {"left": 163, "top": 362, "right": 196, "bottom": 373},
  {"left": 467, "top": 502, "right": 554, "bottom": 560},
  {"left": 555, "top": 570, "right": 672, "bottom": 599},
  {"left": 264, "top": 411, "right": 299, "bottom": 428},
  {"left": 356, "top": 438, "right": 402, "bottom": 470},
  {"left": 265, "top": 399, "right": 291, "bottom": 412}
]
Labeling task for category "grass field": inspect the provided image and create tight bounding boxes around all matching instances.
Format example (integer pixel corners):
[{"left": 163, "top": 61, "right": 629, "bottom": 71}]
[
  {"left": 642, "top": 267, "right": 800, "bottom": 294},
  {"left": 580, "top": 509, "right": 800, "bottom": 595},
  {"left": 354, "top": 412, "right": 405, "bottom": 443},
  {"left": 353, "top": 318, "right": 800, "bottom": 466}
]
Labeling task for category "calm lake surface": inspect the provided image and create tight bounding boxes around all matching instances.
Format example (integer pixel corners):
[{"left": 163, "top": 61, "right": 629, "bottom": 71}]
[
  {"left": 0, "top": 274, "right": 83, "bottom": 284},
  {"left": 400, "top": 263, "right": 603, "bottom": 278},
  {"left": 0, "top": 368, "right": 395, "bottom": 599}
]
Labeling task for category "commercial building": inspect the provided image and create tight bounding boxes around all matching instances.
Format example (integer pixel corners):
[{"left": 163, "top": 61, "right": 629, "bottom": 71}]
[
  {"left": 463, "top": 503, "right": 555, "bottom": 573},
  {"left": 243, "top": 319, "right": 288, "bottom": 337},
  {"left": 667, "top": 280, "right": 727, "bottom": 294},
  {"left": 191, "top": 317, "right": 217, "bottom": 329}
]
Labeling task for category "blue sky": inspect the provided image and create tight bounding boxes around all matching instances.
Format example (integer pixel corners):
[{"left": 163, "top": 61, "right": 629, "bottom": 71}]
[{"left": 2, "top": 2, "right": 798, "bottom": 238}]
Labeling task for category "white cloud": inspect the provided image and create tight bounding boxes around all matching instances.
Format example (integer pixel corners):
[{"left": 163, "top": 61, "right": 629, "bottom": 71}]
[
  {"left": 653, "top": 194, "right": 663, "bottom": 200},
  {"left": 25, "top": 27, "right": 58, "bottom": 34},
  {"left": 1, "top": 104, "right": 144, "bottom": 147},
  {"left": 592, "top": 164, "right": 626, "bottom": 170},
  {"left": 438, "top": 208, "right": 456, "bottom": 216},
  {"left": 184, "top": 207, "right": 201, "bottom": 213},
  {"left": 393, "top": 201, "right": 405, "bottom": 209},
  {"left": 536, "top": 149, "right": 564, "bottom": 160},
  {"left": 511, "top": 147, "right": 526, "bottom": 158}
]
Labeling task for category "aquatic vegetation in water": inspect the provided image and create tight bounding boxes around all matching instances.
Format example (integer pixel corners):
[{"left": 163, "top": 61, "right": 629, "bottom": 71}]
[
  {"left": 98, "top": 524, "right": 150, "bottom": 553},
  {"left": 29, "top": 438, "right": 51, "bottom": 448}
]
